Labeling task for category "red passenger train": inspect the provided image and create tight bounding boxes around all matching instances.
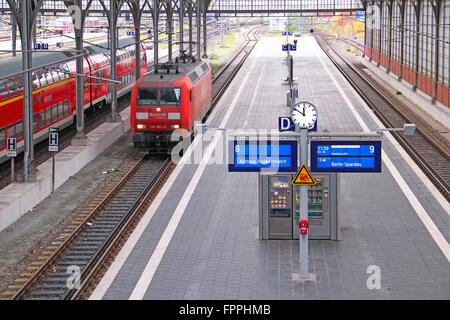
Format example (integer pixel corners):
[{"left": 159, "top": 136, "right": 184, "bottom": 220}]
[
  {"left": 0, "top": 38, "right": 147, "bottom": 164},
  {"left": 131, "top": 59, "right": 212, "bottom": 153}
]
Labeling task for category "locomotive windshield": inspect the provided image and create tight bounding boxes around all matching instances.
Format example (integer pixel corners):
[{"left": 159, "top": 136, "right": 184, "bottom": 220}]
[
  {"left": 160, "top": 88, "right": 181, "bottom": 105},
  {"left": 137, "top": 87, "right": 158, "bottom": 105},
  {"left": 137, "top": 87, "right": 181, "bottom": 106}
]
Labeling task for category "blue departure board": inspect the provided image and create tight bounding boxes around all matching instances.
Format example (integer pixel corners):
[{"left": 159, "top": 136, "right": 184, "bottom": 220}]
[
  {"left": 310, "top": 141, "right": 382, "bottom": 172},
  {"left": 228, "top": 140, "right": 298, "bottom": 172}
]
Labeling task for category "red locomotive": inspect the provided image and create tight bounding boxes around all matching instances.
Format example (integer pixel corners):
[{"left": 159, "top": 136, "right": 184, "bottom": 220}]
[
  {"left": 0, "top": 38, "right": 147, "bottom": 164},
  {"left": 131, "top": 58, "right": 212, "bottom": 153}
]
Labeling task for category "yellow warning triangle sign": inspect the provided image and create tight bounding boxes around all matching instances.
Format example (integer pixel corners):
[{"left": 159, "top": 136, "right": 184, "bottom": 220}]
[{"left": 292, "top": 164, "right": 316, "bottom": 185}]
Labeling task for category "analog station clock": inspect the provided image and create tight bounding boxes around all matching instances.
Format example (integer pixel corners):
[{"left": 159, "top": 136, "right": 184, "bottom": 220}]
[{"left": 290, "top": 101, "right": 318, "bottom": 129}]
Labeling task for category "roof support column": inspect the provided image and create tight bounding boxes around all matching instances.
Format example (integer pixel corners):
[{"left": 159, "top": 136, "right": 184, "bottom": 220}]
[
  {"left": 202, "top": 5, "right": 208, "bottom": 58},
  {"left": 399, "top": 0, "right": 406, "bottom": 81},
  {"left": 133, "top": 0, "right": 141, "bottom": 80},
  {"left": 414, "top": 1, "right": 421, "bottom": 89},
  {"left": 21, "top": 0, "right": 36, "bottom": 182},
  {"left": 188, "top": 4, "right": 193, "bottom": 56},
  {"left": 196, "top": 0, "right": 201, "bottom": 61},
  {"left": 11, "top": 13, "right": 17, "bottom": 57},
  {"left": 179, "top": 0, "right": 184, "bottom": 53},
  {"left": 108, "top": 0, "right": 120, "bottom": 122},
  {"left": 432, "top": 0, "right": 441, "bottom": 104},
  {"left": 387, "top": 1, "right": 393, "bottom": 73},
  {"left": 153, "top": 0, "right": 159, "bottom": 73},
  {"left": 167, "top": 1, "right": 173, "bottom": 62},
  {"left": 72, "top": 27, "right": 87, "bottom": 143}
]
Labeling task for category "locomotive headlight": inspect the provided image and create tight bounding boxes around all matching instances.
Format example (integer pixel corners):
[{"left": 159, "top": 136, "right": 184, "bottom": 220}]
[
  {"left": 172, "top": 124, "right": 180, "bottom": 129},
  {"left": 136, "top": 112, "right": 148, "bottom": 120},
  {"left": 156, "top": 107, "right": 161, "bottom": 112},
  {"left": 136, "top": 124, "right": 146, "bottom": 130}
]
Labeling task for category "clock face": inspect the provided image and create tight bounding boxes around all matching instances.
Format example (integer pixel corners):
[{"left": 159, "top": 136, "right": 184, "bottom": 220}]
[{"left": 290, "top": 101, "right": 318, "bottom": 129}]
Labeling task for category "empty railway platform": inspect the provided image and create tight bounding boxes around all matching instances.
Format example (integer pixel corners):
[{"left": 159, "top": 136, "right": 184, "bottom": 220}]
[{"left": 85, "top": 35, "right": 450, "bottom": 300}]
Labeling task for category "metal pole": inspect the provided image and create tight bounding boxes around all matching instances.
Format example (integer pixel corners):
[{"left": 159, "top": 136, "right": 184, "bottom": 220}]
[
  {"left": 22, "top": 0, "right": 34, "bottom": 182},
  {"left": 168, "top": 1, "right": 173, "bottom": 62},
  {"left": 154, "top": 0, "right": 159, "bottom": 73},
  {"left": 74, "top": 28, "right": 86, "bottom": 141},
  {"left": 196, "top": 0, "right": 201, "bottom": 61},
  {"left": 179, "top": 0, "right": 184, "bottom": 53},
  {"left": 189, "top": 8, "right": 193, "bottom": 56},
  {"left": 110, "top": 1, "right": 119, "bottom": 120},
  {"left": 11, "top": 13, "right": 16, "bottom": 57},
  {"left": 11, "top": 158, "right": 14, "bottom": 182},
  {"left": 299, "top": 128, "right": 309, "bottom": 277},
  {"left": 134, "top": 0, "right": 141, "bottom": 79},
  {"left": 52, "top": 153, "right": 55, "bottom": 193},
  {"left": 202, "top": 9, "right": 207, "bottom": 58}
]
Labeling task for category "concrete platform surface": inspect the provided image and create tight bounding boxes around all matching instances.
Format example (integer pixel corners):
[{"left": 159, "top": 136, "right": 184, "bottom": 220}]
[{"left": 89, "top": 35, "right": 450, "bottom": 300}]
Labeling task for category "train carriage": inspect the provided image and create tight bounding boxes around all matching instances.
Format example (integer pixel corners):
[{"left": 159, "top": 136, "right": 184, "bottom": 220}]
[
  {"left": 131, "top": 60, "right": 212, "bottom": 153},
  {"left": 0, "top": 38, "right": 147, "bottom": 164}
]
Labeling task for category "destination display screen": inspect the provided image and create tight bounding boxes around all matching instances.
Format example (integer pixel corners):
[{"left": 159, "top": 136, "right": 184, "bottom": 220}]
[
  {"left": 228, "top": 140, "right": 298, "bottom": 172},
  {"left": 310, "top": 141, "right": 382, "bottom": 172}
]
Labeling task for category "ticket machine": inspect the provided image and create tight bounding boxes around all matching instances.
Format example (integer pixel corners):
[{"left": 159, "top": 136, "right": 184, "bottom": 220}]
[{"left": 259, "top": 173, "right": 339, "bottom": 240}]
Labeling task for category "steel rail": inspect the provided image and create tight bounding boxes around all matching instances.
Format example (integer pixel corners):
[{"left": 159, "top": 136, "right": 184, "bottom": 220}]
[
  {"left": 11, "top": 156, "right": 146, "bottom": 300},
  {"left": 315, "top": 34, "right": 449, "bottom": 200}
]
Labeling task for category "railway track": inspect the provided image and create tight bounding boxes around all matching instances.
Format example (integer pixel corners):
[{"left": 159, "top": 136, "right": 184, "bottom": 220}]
[
  {"left": 314, "top": 33, "right": 450, "bottom": 201},
  {"left": 211, "top": 25, "right": 264, "bottom": 107},
  {"left": 2, "top": 24, "right": 264, "bottom": 300}
]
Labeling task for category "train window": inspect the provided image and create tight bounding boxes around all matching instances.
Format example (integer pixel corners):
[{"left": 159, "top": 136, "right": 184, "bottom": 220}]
[
  {"left": 58, "top": 102, "right": 63, "bottom": 119},
  {"left": 84, "top": 75, "right": 89, "bottom": 91},
  {"left": 64, "top": 100, "right": 69, "bottom": 116},
  {"left": 45, "top": 71, "right": 54, "bottom": 86},
  {"left": 160, "top": 88, "right": 181, "bottom": 106},
  {"left": 33, "top": 113, "right": 38, "bottom": 132},
  {"left": 39, "top": 110, "right": 45, "bottom": 129},
  {"left": 52, "top": 104, "right": 58, "bottom": 122},
  {"left": 137, "top": 87, "right": 158, "bottom": 105},
  {"left": 5, "top": 78, "right": 18, "bottom": 96},
  {"left": 37, "top": 70, "right": 47, "bottom": 87},
  {"left": 46, "top": 107, "right": 52, "bottom": 126},
  {"left": 7, "top": 123, "right": 14, "bottom": 138},
  {"left": 0, "top": 127, "right": 5, "bottom": 149},
  {"left": 16, "top": 120, "right": 23, "bottom": 140},
  {"left": 32, "top": 72, "right": 40, "bottom": 89},
  {"left": 14, "top": 75, "right": 24, "bottom": 93},
  {"left": 0, "top": 80, "right": 9, "bottom": 99}
]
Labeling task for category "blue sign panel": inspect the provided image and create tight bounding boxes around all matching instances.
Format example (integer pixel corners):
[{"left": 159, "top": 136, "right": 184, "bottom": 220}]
[
  {"left": 228, "top": 140, "right": 298, "bottom": 172},
  {"left": 282, "top": 44, "right": 289, "bottom": 51},
  {"left": 278, "top": 117, "right": 317, "bottom": 132},
  {"left": 310, "top": 141, "right": 382, "bottom": 172},
  {"left": 288, "top": 31, "right": 293, "bottom": 36},
  {"left": 282, "top": 31, "right": 287, "bottom": 36},
  {"left": 355, "top": 11, "right": 365, "bottom": 22},
  {"left": 289, "top": 44, "right": 297, "bottom": 51}
]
